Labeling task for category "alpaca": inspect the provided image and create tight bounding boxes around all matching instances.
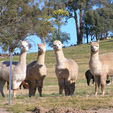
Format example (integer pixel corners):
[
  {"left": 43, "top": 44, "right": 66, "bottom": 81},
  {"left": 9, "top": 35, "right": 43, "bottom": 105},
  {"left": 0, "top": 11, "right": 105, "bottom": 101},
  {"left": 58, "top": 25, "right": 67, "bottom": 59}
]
[
  {"left": 89, "top": 41, "right": 113, "bottom": 96},
  {"left": 26, "top": 43, "right": 46, "bottom": 97},
  {"left": 0, "top": 40, "right": 30, "bottom": 97},
  {"left": 7, "top": 80, "right": 29, "bottom": 89},
  {"left": 19, "top": 80, "right": 29, "bottom": 89},
  {"left": 52, "top": 40, "right": 78, "bottom": 96},
  {"left": 85, "top": 69, "right": 94, "bottom": 86},
  {"left": 85, "top": 69, "right": 110, "bottom": 86}
]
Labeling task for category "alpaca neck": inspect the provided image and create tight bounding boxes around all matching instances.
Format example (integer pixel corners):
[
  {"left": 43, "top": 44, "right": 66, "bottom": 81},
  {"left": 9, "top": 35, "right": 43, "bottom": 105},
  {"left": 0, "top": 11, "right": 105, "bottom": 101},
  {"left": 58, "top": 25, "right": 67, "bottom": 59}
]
[
  {"left": 55, "top": 49, "right": 66, "bottom": 64},
  {"left": 37, "top": 52, "right": 45, "bottom": 65},
  {"left": 19, "top": 51, "right": 27, "bottom": 65},
  {"left": 90, "top": 51, "right": 99, "bottom": 62}
]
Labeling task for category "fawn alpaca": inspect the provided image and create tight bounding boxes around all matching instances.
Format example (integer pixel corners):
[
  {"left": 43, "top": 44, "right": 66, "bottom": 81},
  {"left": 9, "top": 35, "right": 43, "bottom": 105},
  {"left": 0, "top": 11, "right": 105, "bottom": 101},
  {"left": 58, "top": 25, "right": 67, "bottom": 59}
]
[
  {"left": 0, "top": 41, "right": 30, "bottom": 97},
  {"left": 89, "top": 41, "right": 113, "bottom": 96},
  {"left": 52, "top": 40, "right": 78, "bottom": 96},
  {"left": 26, "top": 43, "right": 47, "bottom": 97}
]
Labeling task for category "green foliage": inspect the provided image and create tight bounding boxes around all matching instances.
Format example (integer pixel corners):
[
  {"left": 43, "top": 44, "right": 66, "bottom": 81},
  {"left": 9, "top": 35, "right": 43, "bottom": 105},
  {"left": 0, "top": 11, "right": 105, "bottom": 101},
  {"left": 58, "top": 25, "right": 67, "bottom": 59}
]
[
  {"left": 47, "top": 30, "right": 70, "bottom": 46},
  {"left": 83, "top": 5, "right": 113, "bottom": 41},
  {"left": 46, "top": 9, "right": 70, "bottom": 45},
  {"left": 0, "top": 0, "right": 36, "bottom": 52},
  {"left": 33, "top": 6, "right": 54, "bottom": 43}
]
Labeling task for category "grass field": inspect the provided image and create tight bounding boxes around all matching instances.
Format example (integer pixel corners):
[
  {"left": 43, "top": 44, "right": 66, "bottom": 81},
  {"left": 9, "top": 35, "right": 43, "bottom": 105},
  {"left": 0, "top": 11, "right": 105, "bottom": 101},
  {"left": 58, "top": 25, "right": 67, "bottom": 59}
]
[{"left": 1, "top": 39, "right": 113, "bottom": 112}]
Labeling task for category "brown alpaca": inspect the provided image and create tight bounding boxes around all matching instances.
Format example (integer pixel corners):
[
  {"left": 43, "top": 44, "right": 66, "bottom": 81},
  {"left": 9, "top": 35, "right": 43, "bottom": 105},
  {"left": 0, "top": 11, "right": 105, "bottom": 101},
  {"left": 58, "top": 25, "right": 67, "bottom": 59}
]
[
  {"left": 89, "top": 41, "right": 113, "bottom": 96},
  {"left": 26, "top": 43, "right": 46, "bottom": 97}
]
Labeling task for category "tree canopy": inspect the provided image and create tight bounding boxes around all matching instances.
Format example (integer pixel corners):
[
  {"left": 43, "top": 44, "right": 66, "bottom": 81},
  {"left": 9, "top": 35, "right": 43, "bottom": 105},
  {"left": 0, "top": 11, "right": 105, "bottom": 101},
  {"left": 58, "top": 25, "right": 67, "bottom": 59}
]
[
  {"left": 83, "top": 0, "right": 113, "bottom": 42},
  {"left": 46, "top": 9, "right": 70, "bottom": 46},
  {"left": 0, "top": 0, "right": 36, "bottom": 52},
  {"left": 0, "top": 0, "right": 113, "bottom": 52}
]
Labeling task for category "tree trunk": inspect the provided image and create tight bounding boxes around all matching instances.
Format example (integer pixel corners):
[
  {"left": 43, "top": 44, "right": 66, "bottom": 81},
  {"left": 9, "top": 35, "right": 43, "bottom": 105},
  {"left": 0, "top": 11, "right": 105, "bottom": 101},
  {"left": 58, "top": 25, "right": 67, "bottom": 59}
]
[
  {"left": 86, "top": 27, "right": 88, "bottom": 43},
  {"left": 74, "top": 10, "right": 80, "bottom": 45},
  {"left": 79, "top": 9, "right": 83, "bottom": 44}
]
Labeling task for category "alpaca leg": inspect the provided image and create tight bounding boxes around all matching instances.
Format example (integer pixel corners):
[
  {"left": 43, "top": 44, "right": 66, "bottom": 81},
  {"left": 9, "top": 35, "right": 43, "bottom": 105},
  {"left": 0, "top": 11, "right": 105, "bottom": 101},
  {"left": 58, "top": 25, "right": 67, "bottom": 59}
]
[
  {"left": 28, "top": 81, "right": 32, "bottom": 97},
  {"left": 94, "top": 76, "right": 100, "bottom": 96},
  {"left": 32, "top": 80, "right": 37, "bottom": 96},
  {"left": 87, "top": 78, "right": 91, "bottom": 86},
  {"left": 37, "top": 76, "right": 45, "bottom": 97},
  {"left": 58, "top": 78, "right": 64, "bottom": 95},
  {"left": 69, "top": 82, "right": 75, "bottom": 95},
  {"left": 29, "top": 85, "right": 36, "bottom": 97},
  {"left": 101, "top": 76, "right": 106, "bottom": 96},
  {"left": 101, "top": 84, "right": 105, "bottom": 96},
  {"left": 0, "top": 79, "right": 6, "bottom": 97},
  {"left": 95, "top": 82, "right": 98, "bottom": 96},
  {"left": 32, "top": 87, "right": 36, "bottom": 96},
  {"left": 28, "top": 80, "right": 36, "bottom": 97},
  {"left": 38, "top": 86, "right": 42, "bottom": 97},
  {"left": 64, "top": 79, "right": 70, "bottom": 96},
  {"left": 37, "top": 80, "right": 42, "bottom": 97},
  {"left": 13, "top": 89, "right": 17, "bottom": 98}
]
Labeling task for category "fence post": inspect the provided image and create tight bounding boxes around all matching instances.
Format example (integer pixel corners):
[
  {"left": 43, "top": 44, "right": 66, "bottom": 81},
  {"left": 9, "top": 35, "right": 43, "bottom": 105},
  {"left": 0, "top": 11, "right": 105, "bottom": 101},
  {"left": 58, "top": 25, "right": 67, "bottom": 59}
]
[{"left": 9, "top": 52, "right": 13, "bottom": 105}]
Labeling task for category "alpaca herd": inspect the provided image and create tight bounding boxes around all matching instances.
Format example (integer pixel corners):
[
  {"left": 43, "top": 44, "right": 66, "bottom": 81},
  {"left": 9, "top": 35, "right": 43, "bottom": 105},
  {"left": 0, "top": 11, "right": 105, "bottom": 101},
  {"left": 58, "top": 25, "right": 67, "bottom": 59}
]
[{"left": 0, "top": 40, "right": 113, "bottom": 97}]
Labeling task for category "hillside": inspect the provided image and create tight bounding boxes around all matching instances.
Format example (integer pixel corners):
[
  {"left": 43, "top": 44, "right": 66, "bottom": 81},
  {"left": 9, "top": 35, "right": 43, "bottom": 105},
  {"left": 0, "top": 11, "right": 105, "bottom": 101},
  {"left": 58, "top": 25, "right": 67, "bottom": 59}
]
[{"left": 0, "top": 39, "right": 113, "bottom": 112}]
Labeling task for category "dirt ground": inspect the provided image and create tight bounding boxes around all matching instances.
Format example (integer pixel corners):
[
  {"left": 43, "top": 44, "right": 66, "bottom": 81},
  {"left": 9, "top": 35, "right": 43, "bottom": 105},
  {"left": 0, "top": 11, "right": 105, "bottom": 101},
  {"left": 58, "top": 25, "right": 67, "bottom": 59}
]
[
  {"left": 31, "top": 106, "right": 113, "bottom": 113},
  {"left": 0, "top": 108, "right": 11, "bottom": 113},
  {"left": 1, "top": 107, "right": 113, "bottom": 113}
]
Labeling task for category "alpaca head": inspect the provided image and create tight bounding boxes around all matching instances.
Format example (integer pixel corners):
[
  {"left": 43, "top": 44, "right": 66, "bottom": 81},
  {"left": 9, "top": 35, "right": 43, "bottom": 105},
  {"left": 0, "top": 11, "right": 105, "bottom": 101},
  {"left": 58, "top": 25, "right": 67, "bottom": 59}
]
[
  {"left": 19, "top": 40, "right": 31, "bottom": 52},
  {"left": 52, "top": 40, "right": 64, "bottom": 51},
  {"left": 90, "top": 41, "right": 99, "bottom": 53},
  {"left": 38, "top": 42, "right": 46, "bottom": 54}
]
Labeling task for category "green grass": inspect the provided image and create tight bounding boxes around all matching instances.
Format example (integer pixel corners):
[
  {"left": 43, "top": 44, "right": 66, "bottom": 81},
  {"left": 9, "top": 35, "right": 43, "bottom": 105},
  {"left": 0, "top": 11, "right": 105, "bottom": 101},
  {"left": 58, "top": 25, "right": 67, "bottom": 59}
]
[{"left": 1, "top": 39, "right": 113, "bottom": 112}]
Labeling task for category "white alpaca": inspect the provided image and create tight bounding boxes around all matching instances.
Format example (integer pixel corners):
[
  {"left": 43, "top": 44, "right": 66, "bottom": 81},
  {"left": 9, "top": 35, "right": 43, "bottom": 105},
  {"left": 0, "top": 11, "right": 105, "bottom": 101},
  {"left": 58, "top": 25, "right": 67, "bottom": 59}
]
[
  {"left": 26, "top": 43, "right": 47, "bottom": 97},
  {"left": 89, "top": 41, "right": 113, "bottom": 96},
  {"left": 52, "top": 40, "right": 78, "bottom": 96},
  {"left": 0, "top": 40, "right": 30, "bottom": 97}
]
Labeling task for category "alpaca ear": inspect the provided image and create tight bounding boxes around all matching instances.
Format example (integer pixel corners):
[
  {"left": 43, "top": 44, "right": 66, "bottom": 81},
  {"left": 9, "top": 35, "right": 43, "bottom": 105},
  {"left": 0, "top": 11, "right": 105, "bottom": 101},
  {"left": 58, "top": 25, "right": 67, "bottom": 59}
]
[{"left": 37, "top": 44, "right": 39, "bottom": 46}]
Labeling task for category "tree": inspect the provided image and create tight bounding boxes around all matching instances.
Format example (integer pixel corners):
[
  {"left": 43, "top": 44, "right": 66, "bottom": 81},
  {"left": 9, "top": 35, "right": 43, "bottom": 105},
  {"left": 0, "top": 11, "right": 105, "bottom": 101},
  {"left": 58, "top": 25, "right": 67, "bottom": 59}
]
[
  {"left": 33, "top": 6, "right": 54, "bottom": 43},
  {"left": 0, "top": 0, "right": 37, "bottom": 52},
  {"left": 46, "top": 9, "right": 70, "bottom": 46},
  {"left": 83, "top": 0, "right": 113, "bottom": 42},
  {"left": 65, "top": 0, "right": 93, "bottom": 44}
]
